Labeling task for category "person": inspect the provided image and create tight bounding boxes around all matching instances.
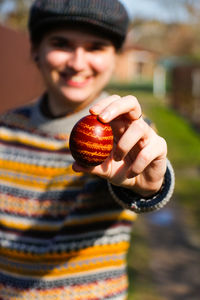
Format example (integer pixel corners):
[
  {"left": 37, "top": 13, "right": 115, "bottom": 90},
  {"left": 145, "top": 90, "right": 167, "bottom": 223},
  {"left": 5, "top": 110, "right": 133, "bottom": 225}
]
[{"left": 0, "top": 0, "right": 175, "bottom": 299}]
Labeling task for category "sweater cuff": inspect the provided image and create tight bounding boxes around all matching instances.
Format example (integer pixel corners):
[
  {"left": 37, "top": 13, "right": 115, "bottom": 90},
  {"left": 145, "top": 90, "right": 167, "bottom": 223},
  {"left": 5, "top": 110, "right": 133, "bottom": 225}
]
[{"left": 108, "top": 159, "right": 175, "bottom": 214}]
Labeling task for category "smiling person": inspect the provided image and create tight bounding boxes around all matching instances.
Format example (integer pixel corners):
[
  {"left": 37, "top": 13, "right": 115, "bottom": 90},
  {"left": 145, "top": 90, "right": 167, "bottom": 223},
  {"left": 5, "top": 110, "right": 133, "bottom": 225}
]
[{"left": 0, "top": 0, "right": 175, "bottom": 299}]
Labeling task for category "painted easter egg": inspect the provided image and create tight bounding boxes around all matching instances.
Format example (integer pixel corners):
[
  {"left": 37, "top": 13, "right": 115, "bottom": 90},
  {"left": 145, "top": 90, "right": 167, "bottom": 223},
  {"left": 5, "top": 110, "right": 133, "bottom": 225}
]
[{"left": 69, "top": 114, "right": 113, "bottom": 166}]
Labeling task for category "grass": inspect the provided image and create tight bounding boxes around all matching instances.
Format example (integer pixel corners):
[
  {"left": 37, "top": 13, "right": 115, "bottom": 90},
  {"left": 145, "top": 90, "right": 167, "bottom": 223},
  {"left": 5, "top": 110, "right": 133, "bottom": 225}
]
[{"left": 106, "top": 87, "right": 200, "bottom": 299}]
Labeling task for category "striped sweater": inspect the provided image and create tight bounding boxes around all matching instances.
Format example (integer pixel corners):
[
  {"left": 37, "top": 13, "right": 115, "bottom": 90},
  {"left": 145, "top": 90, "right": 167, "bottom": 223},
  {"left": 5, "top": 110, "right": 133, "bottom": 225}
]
[
  {"left": 0, "top": 93, "right": 174, "bottom": 299},
  {"left": 0, "top": 93, "right": 137, "bottom": 300}
]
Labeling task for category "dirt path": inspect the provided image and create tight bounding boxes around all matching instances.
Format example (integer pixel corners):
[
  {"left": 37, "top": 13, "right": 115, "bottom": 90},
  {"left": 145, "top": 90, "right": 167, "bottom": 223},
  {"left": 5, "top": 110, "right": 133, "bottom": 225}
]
[{"left": 140, "top": 200, "right": 200, "bottom": 300}]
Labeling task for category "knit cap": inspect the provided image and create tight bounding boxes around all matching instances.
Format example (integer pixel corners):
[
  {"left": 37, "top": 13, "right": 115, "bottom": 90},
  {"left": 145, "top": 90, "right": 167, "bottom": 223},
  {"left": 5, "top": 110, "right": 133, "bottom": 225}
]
[{"left": 28, "top": 0, "right": 129, "bottom": 49}]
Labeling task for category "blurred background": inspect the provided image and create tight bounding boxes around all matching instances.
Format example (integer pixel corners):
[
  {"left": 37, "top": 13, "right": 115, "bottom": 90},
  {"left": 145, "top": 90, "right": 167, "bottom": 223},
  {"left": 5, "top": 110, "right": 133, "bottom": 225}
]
[{"left": 0, "top": 0, "right": 200, "bottom": 299}]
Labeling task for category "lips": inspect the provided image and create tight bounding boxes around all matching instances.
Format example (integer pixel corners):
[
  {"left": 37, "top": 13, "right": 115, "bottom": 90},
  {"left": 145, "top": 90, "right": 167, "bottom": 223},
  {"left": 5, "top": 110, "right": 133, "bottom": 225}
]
[{"left": 60, "top": 72, "right": 92, "bottom": 88}]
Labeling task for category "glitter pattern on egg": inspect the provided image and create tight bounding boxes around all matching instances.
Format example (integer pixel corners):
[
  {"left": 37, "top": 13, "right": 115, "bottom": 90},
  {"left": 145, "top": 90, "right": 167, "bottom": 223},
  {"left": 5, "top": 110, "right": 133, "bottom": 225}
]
[{"left": 69, "top": 114, "right": 113, "bottom": 167}]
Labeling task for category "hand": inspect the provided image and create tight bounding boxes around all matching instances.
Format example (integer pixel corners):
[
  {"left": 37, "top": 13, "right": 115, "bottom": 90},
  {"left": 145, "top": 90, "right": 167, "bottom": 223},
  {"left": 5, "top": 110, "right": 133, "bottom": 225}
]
[{"left": 72, "top": 95, "right": 167, "bottom": 197}]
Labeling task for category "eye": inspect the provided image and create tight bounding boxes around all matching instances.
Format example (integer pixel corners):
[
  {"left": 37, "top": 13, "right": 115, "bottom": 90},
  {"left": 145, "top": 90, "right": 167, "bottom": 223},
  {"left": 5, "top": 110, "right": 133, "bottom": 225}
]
[
  {"left": 50, "top": 38, "right": 72, "bottom": 50},
  {"left": 87, "top": 42, "right": 108, "bottom": 52}
]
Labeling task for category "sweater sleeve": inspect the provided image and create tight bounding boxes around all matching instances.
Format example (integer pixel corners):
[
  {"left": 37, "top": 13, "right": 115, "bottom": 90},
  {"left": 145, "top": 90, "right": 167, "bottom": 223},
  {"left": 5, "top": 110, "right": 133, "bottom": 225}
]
[{"left": 108, "top": 159, "right": 175, "bottom": 214}]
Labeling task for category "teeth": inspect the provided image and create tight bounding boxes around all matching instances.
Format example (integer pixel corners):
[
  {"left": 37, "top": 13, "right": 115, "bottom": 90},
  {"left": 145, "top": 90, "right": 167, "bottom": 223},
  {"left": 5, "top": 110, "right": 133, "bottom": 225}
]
[{"left": 71, "top": 76, "right": 86, "bottom": 83}]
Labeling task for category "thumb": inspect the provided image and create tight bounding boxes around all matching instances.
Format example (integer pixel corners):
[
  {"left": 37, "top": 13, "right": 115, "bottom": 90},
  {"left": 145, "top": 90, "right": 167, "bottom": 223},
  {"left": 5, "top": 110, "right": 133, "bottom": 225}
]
[
  {"left": 72, "top": 162, "right": 94, "bottom": 173},
  {"left": 72, "top": 157, "right": 112, "bottom": 178}
]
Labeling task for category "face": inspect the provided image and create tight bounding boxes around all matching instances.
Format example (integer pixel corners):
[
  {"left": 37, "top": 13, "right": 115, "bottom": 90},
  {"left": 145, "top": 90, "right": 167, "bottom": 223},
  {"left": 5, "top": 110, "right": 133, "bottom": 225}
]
[{"left": 33, "top": 28, "right": 117, "bottom": 115}]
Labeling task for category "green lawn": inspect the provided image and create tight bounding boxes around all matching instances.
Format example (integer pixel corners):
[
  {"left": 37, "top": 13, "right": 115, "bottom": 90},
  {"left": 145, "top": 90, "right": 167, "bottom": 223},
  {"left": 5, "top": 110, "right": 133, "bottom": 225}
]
[{"left": 106, "top": 88, "right": 200, "bottom": 299}]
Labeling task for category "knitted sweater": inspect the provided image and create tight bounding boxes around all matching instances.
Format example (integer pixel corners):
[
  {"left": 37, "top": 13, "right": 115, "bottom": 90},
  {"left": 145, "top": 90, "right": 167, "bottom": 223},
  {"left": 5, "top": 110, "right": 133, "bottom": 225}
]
[{"left": 0, "top": 93, "right": 174, "bottom": 300}]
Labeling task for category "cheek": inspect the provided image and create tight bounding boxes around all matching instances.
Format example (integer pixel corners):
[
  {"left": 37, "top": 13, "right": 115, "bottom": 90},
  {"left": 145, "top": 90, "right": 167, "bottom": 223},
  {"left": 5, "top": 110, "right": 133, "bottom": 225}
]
[
  {"left": 91, "top": 54, "right": 116, "bottom": 73},
  {"left": 42, "top": 51, "right": 67, "bottom": 69}
]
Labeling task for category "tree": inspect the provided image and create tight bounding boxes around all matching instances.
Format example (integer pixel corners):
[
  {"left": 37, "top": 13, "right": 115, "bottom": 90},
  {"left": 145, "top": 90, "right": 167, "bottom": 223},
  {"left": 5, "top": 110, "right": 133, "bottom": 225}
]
[
  {"left": 128, "top": 0, "right": 200, "bottom": 58},
  {"left": 0, "top": 0, "right": 32, "bottom": 30}
]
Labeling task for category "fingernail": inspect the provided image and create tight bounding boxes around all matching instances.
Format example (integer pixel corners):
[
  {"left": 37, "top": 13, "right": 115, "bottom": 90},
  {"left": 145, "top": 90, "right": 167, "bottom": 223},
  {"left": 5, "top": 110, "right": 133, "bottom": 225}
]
[
  {"left": 99, "top": 111, "right": 110, "bottom": 122},
  {"left": 90, "top": 106, "right": 99, "bottom": 114}
]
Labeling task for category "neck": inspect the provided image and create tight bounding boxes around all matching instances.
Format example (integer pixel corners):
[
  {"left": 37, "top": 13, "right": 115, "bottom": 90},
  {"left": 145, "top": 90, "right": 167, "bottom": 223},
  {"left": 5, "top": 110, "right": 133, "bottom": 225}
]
[
  {"left": 40, "top": 94, "right": 70, "bottom": 119},
  {"left": 40, "top": 92, "right": 101, "bottom": 119}
]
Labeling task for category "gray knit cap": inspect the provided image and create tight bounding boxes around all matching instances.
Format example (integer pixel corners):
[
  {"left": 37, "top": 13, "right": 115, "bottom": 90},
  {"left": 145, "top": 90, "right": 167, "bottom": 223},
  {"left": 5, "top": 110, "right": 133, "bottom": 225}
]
[{"left": 28, "top": 0, "right": 129, "bottom": 49}]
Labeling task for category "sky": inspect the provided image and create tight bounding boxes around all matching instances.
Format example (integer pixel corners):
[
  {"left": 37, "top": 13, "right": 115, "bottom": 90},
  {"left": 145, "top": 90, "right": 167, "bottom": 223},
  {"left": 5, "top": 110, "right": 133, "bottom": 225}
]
[
  {"left": 120, "top": 0, "right": 191, "bottom": 23},
  {"left": 0, "top": 0, "right": 15, "bottom": 15},
  {"left": 0, "top": 0, "right": 192, "bottom": 24}
]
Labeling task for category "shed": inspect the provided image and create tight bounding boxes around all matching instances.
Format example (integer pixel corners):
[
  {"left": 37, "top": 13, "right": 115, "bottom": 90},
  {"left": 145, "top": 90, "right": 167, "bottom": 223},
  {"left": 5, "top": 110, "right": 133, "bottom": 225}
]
[
  {"left": 158, "top": 57, "right": 200, "bottom": 130},
  {"left": 0, "top": 24, "right": 44, "bottom": 113}
]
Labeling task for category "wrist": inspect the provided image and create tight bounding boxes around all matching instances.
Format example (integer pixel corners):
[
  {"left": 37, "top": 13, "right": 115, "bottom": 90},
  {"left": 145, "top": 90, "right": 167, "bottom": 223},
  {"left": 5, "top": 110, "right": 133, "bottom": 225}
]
[
  {"left": 130, "top": 178, "right": 164, "bottom": 199},
  {"left": 108, "top": 159, "right": 175, "bottom": 213}
]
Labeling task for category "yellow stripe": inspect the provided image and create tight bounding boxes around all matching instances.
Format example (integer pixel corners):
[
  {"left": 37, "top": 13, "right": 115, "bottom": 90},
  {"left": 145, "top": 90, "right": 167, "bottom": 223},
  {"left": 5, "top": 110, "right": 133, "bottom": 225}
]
[
  {"left": 0, "top": 256, "right": 125, "bottom": 277},
  {"left": 80, "top": 122, "right": 112, "bottom": 132},
  {"left": 0, "top": 218, "right": 57, "bottom": 231},
  {"left": 78, "top": 149, "right": 110, "bottom": 157},
  {"left": 0, "top": 128, "right": 65, "bottom": 151},
  {"left": 0, "top": 208, "right": 136, "bottom": 232},
  {"left": 65, "top": 210, "right": 136, "bottom": 226},
  {"left": 0, "top": 246, "right": 127, "bottom": 277},
  {"left": 75, "top": 139, "right": 112, "bottom": 150},
  {"left": 0, "top": 209, "right": 135, "bottom": 232},
  {"left": 0, "top": 159, "right": 74, "bottom": 176},
  {"left": 0, "top": 173, "right": 83, "bottom": 190},
  {"left": 75, "top": 127, "right": 113, "bottom": 140},
  {"left": 0, "top": 161, "right": 85, "bottom": 189},
  {"left": 0, "top": 241, "right": 129, "bottom": 262}
]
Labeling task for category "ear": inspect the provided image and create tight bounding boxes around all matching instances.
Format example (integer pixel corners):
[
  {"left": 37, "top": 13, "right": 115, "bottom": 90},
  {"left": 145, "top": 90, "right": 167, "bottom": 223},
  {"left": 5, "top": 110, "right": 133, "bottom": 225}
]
[
  {"left": 34, "top": 55, "right": 39, "bottom": 63},
  {"left": 31, "top": 45, "right": 40, "bottom": 65}
]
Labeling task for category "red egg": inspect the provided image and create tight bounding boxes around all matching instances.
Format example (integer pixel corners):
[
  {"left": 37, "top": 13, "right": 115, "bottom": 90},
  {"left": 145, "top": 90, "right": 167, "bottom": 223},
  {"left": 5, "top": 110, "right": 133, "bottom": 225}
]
[{"left": 69, "top": 114, "right": 113, "bottom": 167}]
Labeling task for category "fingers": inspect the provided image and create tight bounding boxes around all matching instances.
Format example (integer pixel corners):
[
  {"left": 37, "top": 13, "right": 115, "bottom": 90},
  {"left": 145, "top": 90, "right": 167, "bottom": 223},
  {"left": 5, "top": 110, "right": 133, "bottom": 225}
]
[
  {"left": 114, "top": 118, "right": 150, "bottom": 161},
  {"left": 113, "top": 114, "right": 167, "bottom": 180},
  {"left": 126, "top": 135, "right": 167, "bottom": 179},
  {"left": 83, "top": 94, "right": 168, "bottom": 193},
  {"left": 90, "top": 95, "right": 142, "bottom": 123},
  {"left": 90, "top": 94, "right": 121, "bottom": 115},
  {"left": 72, "top": 154, "right": 113, "bottom": 179},
  {"left": 90, "top": 93, "right": 167, "bottom": 180}
]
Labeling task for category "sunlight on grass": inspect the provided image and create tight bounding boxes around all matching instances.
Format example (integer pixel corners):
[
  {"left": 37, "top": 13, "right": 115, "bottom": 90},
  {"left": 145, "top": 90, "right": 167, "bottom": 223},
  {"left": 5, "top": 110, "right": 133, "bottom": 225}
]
[{"left": 142, "top": 96, "right": 200, "bottom": 169}]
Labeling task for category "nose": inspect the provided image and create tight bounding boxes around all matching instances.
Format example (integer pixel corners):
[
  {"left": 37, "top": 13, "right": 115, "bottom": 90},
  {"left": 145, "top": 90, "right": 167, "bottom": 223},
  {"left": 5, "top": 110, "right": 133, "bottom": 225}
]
[{"left": 67, "top": 47, "right": 87, "bottom": 71}]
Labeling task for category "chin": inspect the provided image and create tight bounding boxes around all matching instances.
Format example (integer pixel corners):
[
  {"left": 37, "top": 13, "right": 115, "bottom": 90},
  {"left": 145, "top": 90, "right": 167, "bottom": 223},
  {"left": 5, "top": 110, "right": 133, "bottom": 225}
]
[
  {"left": 65, "top": 94, "right": 89, "bottom": 103},
  {"left": 61, "top": 89, "right": 93, "bottom": 105}
]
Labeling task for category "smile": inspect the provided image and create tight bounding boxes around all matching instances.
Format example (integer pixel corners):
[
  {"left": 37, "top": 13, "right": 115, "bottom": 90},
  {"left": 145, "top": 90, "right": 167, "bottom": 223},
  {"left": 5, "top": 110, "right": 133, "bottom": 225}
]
[{"left": 60, "top": 73, "right": 92, "bottom": 88}]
